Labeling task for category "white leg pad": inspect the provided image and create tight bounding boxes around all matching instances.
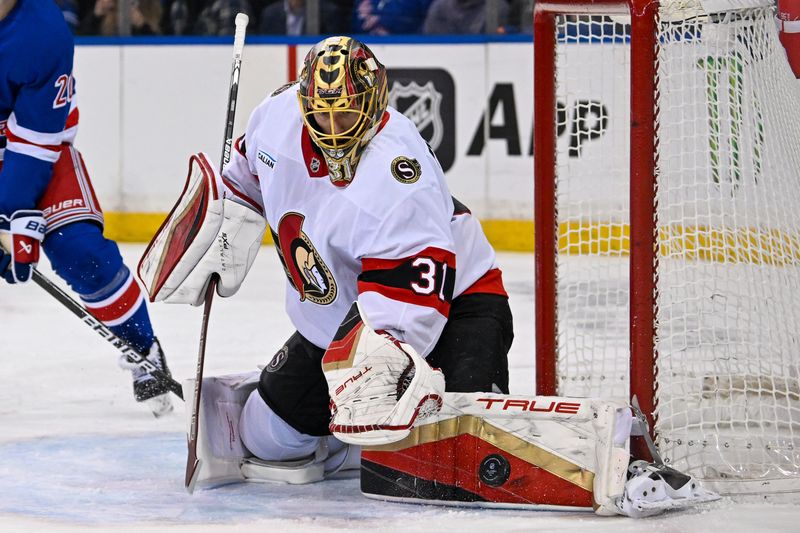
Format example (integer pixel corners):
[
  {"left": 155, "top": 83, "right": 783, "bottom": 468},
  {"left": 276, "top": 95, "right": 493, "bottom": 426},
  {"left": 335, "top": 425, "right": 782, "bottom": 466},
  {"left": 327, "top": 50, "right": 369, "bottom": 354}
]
[
  {"left": 240, "top": 455, "right": 326, "bottom": 485},
  {"left": 361, "top": 392, "right": 632, "bottom": 511},
  {"left": 187, "top": 372, "right": 359, "bottom": 489},
  {"left": 239, "top": 390, "right": 321, "bottom": 461},
  {"left": 183, "top": 371, "right": 260, "bottom": 489},
  {"left": 593, "top": 407, "right": 636, "bottom": 516}
]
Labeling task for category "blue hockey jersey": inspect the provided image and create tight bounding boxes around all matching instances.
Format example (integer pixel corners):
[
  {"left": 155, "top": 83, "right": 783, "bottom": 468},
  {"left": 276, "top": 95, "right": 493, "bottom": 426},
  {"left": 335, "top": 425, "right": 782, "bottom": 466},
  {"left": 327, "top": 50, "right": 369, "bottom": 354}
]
[{"left": 0, "top": 0, "right": 78, "bottom": 215}]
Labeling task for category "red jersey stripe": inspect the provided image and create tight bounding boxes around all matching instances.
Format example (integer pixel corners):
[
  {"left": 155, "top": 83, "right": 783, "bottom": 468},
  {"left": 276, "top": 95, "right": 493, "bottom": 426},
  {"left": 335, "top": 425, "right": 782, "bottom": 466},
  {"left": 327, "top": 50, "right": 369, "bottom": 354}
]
[
  {"left": 461, "top": 268, "right": 508, "bottom": 297},
  {"left": 4, "top": 128, "right": 62, "bottom": 153},
  {"left": 358, "top": 281, "right": 451, "bottom": 317},
  {"left": 361, "top": 246, "right": 455, "bottom": 272}
]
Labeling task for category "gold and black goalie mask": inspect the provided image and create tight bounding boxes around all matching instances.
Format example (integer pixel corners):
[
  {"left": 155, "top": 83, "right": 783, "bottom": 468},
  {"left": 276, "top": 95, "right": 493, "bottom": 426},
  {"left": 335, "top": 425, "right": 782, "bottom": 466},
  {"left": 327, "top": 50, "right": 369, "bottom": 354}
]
[{"left": 298, "top": 36, "right": 388, "bottom": 184}]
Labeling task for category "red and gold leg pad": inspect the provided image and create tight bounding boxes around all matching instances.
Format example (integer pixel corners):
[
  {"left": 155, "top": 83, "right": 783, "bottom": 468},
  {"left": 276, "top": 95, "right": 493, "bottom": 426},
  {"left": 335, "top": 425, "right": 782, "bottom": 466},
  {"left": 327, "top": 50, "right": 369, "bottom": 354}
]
[{"left": 361, "top": 392, "right": 631, "bottom": 513}]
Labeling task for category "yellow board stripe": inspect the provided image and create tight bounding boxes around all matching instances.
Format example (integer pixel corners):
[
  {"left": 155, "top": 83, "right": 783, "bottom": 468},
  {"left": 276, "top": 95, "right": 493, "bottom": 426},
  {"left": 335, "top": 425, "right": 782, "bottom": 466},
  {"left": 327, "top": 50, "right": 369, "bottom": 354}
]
[
  {"left": 479, "top": 219, "right": 535, "bottom": 252},
  {"left": 102, "top": 213, "right": 800, "bottom": 264},
  {"left": 103, "top": 213, "right": 533, "bottom": 251},
  {"left": 103, "top": 212, "right": 276, "bottom": 245}
]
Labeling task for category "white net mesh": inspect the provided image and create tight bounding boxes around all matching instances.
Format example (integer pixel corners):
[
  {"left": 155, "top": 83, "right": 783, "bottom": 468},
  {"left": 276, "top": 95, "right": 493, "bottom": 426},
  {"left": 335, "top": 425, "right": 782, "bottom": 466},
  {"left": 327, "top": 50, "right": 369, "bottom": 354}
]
[
  {"left": 551, "top": 3, "right": 800, "bottom": 493},
  {"left": 554, "top": 15, "right": 631, "bottom": 399}
]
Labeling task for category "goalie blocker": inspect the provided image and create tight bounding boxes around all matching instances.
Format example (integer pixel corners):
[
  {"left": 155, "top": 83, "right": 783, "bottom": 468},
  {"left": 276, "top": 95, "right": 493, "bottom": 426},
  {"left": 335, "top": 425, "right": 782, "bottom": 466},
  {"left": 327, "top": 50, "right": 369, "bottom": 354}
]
[{"left": 137, "top": 152, "right": 266, "bottom": 305}]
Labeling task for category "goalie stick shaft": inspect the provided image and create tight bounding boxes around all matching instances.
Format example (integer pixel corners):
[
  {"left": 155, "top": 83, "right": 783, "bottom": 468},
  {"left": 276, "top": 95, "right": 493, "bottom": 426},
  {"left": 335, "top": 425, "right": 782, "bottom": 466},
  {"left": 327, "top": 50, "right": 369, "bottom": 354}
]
[
  {"left": 220, "top": 14, "right": 247, "bottom": 173},
  {"left": 185, "top": 12, "right": 249, "bottom": 494},
  {"left": 30, "top": 267, "right": 183, "bottom": 399},
  {"left": 185, "top": 275, "right": 216, "bottom": 492}
]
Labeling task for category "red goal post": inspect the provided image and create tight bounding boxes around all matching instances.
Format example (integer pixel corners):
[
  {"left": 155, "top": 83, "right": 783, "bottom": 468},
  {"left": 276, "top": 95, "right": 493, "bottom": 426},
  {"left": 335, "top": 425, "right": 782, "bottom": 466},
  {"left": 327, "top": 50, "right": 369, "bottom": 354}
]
[
  {"left": 533, "top": 0, "right": 800, "bottom": 494},
  {"left": 534, "top": 0, "right": 659, "bottom": 463}
]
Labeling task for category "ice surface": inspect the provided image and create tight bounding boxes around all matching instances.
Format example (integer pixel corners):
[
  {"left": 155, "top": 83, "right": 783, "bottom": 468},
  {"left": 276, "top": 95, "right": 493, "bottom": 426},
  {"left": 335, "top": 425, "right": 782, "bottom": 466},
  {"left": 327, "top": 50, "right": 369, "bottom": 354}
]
[{"left": 0, "top": 245, "right": 797, "bottom": 532}]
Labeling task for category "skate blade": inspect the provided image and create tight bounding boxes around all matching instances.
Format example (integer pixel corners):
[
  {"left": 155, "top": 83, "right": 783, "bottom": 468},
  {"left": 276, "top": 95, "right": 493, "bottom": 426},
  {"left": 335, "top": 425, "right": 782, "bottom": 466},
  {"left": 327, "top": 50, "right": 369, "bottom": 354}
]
[{"left": 636, "top": 489, "right": 721, "bottom": 512}]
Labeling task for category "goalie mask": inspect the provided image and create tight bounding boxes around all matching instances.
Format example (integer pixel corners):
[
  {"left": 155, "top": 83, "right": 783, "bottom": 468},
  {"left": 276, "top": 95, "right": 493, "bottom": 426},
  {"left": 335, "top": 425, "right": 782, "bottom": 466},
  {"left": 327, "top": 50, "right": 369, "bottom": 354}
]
[{"left": 298, "top": 36, "right": 388, "bottom": 184}]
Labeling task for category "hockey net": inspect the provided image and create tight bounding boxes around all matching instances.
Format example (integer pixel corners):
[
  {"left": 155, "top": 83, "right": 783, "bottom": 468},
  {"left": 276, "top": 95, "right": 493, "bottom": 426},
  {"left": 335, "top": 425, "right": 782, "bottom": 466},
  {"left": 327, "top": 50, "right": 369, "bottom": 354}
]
[{"left": 534, "top": 0, "right": 800, "bottom": 494}]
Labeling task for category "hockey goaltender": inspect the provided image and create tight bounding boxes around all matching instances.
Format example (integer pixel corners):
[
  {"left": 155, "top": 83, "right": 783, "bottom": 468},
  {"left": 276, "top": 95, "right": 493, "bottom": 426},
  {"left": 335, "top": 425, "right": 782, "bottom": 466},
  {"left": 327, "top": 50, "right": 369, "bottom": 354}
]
[{"left": 138, "top": 35, "right": 718, "bottom": 518}]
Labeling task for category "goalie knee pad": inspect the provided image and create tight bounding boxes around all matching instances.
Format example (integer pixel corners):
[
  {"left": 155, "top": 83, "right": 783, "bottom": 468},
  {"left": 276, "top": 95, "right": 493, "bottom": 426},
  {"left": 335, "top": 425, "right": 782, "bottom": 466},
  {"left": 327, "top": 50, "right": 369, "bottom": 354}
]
[{"left": 138, "top": 152, "right": 266, "bottom": 306}]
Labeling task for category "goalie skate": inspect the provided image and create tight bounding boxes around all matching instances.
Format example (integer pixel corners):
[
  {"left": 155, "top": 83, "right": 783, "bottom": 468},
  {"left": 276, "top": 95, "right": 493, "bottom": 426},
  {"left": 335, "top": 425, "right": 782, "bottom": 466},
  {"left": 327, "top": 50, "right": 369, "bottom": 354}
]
[{"left": 615, "top": 460, "right": 721, "bottom": 518}]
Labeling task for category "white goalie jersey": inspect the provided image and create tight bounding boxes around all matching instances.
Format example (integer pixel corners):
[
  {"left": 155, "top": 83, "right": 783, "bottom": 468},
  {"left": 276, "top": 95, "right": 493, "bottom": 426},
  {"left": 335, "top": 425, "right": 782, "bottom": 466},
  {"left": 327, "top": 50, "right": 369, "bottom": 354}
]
[{"left": 220, "top": 85, "right": 505, "bottom": 355}]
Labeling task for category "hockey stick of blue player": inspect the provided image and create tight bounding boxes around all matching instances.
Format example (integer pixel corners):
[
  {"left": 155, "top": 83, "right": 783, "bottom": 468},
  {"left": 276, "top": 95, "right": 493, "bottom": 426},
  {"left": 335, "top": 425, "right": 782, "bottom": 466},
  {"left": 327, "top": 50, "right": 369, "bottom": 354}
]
[
  {"left": 4, "top": 261, "right": 184, "bottom": 400},
  {"left": 185, "top": 12, "right": 249, "bottom": 494},
  {"left": 1, "top": 230, "right": 182, "bottom": 398}
]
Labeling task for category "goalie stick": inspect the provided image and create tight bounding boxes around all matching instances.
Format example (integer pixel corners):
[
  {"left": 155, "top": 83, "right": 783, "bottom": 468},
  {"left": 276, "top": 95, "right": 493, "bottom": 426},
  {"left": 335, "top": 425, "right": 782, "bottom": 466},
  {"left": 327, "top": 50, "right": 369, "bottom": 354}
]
[
  {"left": 0, "top": 237, "right": 183, "bottom": 401},
  {"left": 185, "top": 12, "right": 249, "bottom": 494}
]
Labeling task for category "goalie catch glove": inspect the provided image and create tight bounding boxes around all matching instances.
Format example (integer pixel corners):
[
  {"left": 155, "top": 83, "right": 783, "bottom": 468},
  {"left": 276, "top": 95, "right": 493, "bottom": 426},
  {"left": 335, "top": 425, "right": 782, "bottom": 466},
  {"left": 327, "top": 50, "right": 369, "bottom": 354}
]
[
  {"left": 137, "top": 152, "right": 266, "bottom": 305},
  {"left": 322, "top": 302, "right": 445, "bottom": 446}
]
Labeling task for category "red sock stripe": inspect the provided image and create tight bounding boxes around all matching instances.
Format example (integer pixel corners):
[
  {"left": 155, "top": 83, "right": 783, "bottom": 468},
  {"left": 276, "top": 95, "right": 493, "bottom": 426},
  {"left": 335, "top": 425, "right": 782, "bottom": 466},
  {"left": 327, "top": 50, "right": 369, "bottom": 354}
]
[{"left": 83, "top": 275, "right": 144, "bottom": 326}]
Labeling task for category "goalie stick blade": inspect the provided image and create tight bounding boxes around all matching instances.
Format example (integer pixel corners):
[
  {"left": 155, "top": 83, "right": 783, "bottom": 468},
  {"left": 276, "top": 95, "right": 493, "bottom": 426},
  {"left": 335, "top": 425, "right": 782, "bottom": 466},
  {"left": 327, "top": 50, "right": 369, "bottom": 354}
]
[{"left": 185, "top": 444, "right": 201, "bottom": 493}]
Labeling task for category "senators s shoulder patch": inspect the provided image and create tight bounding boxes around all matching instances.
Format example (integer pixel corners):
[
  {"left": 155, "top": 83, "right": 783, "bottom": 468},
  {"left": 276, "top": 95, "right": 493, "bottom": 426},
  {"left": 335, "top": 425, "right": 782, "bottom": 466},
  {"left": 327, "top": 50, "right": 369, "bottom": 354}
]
[{"left": 391, "top": 156, "right": 422, "bottom": 184}]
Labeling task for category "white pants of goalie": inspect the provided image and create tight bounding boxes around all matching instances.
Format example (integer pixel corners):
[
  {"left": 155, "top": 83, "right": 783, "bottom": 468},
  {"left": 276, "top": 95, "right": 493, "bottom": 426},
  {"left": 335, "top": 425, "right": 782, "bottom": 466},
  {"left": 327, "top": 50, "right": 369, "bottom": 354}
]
[{"left": 183, "top": 372, "right": 359, "bottom": 488}]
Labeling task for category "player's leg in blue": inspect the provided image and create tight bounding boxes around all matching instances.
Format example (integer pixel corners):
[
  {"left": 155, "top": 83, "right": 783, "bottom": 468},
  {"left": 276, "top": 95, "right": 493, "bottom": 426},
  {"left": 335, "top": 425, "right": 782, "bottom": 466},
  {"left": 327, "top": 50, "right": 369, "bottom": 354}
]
[{"left": 43, "top": 221, "right": 173, "bottom": 413}]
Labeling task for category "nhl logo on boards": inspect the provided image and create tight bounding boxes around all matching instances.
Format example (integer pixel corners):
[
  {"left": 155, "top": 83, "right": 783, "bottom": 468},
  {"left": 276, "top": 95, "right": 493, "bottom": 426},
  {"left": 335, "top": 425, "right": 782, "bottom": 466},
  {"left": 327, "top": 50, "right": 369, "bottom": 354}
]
[
  {"left": 479, "top": 454, "right": 511, "bottom": 487},
  {"left": 266, "top": 345, "right": 289, "bottom": 372},
  {"left": 391, "top": 156, "right": 421, "bottom": 184},
  {"left": 389, "top": 80, "right": 444, "bottom": 153},
  {"left": 387, "top": 68, "right": 456, "bottom": 172}
]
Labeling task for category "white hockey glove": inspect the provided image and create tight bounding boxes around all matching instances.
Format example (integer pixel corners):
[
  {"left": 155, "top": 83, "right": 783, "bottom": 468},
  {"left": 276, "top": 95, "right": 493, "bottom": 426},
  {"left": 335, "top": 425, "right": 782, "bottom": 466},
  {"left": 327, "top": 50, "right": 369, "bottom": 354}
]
[
  {"left": 322, "top": 303, "right": 446, "bottom": 446},
  {"left": 137, "top": 152, "right": 266, "bottom": 306}
]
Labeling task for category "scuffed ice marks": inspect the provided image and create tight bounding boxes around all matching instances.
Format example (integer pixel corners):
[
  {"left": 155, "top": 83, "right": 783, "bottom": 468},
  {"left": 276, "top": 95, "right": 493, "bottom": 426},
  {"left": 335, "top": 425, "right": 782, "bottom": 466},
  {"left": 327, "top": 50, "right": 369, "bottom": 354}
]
[{"left": 0, "top": 433, "right": 536, "bottom": 526}]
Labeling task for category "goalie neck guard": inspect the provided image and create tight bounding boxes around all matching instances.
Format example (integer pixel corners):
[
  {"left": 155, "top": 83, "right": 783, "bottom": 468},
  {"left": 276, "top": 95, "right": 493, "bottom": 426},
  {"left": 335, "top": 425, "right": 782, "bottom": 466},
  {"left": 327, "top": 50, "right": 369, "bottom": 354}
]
[{"left": 297, "top": 36, "right": 388, "bottom": 185}]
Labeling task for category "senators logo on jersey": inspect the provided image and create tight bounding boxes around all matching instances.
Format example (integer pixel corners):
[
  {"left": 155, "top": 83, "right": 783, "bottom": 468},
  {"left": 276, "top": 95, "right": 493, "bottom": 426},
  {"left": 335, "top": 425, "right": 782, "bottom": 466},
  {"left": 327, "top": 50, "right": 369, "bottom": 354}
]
[{"left": 272, "top": 212, "right": 337, "bottom": 305}]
